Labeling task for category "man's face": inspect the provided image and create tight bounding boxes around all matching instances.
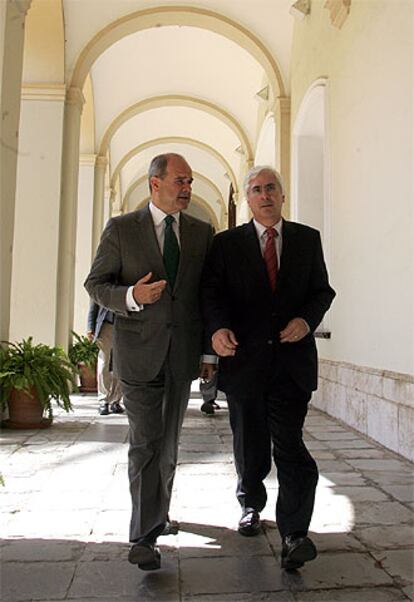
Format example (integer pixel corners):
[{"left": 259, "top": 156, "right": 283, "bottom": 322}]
[
  {"left": 150, "top": 156, "right": 193, "bottom": 214},
  {"left": 247, "top": 170, "right": 284, "bottom": 226}
]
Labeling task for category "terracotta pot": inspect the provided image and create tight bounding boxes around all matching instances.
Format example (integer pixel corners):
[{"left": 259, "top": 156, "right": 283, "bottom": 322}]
[
  {"left": 3, "top": 387, "right": 52, "bottom": 429},
  {"left": 78, "top": 363, "right": 97, "bottom": 393}
]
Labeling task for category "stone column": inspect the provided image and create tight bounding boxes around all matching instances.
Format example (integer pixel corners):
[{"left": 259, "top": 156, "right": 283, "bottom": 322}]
[
  {"left": 91, "top": 155, "right": 108, "bottom": 256},
  {"left": 275, "top": 96, "right": 291, "bottom": 217},
  {"left": 10, "top": 84, "right": 65, "bottom": 345},
  {"left": 73, "top": 153, "right": 96, "bottom": 335},
  {"left": 55, "top": 86, "right": 85, "bottom": 349},
  {"left": 0, "top": 0, "right": 31, "bottom": 342}
]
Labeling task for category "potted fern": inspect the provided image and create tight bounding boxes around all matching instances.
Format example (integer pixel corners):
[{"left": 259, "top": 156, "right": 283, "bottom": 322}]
[
  {"left": 0, "top": 337, "right": 76, "bottom": 429},
  {"left": 68, "top": 332, "right": 99, "bottom": 393}
]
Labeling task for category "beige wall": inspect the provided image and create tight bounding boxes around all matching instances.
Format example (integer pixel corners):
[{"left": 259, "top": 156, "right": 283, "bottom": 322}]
[{"left": 291, "top": 0, "right": 414, "bottom": 376}]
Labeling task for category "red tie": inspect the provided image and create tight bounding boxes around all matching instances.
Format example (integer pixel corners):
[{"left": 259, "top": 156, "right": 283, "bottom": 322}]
[{"left": 264, "top": 228, "right": 278, "bottom": 292}]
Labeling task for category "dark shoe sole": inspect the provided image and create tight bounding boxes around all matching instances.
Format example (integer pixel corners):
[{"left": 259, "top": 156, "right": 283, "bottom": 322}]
[
  {"left": 128, "top": 544, "right": 161, "bottom": 570},
  {"left": 281, "top": 537, "right": 317, "bottom": 570}
]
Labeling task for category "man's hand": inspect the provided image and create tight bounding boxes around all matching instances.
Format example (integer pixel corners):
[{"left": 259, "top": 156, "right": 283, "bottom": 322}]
[
  {"left": 280, "top": 318, "right": 310, "bottom": 343},
  {"left": 199, "top": 362, "right": 216, "bottom": 381},
  {"left": 132, "top": 271, "right": 167, "bottom": 305},
  {"left": 212, "top": 328, "right": 238, "bottom": 357}
]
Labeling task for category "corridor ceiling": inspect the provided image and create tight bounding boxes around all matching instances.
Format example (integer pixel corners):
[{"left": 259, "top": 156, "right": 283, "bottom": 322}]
[{"left": 61, "top": 0, "right": 295, "bottom": 227}]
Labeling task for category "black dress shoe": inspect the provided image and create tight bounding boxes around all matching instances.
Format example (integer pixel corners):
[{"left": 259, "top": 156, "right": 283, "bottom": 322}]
[
  {"left": 128, "top": 542, "right": 161, "bottom": 570},
  {"left": 98, "top": 403, "right": 110, "bottom": 415},
  {"left": 238, "top": 508, "right": 261, "bottom": 536},
  {"left": 161, "top": 518, "right": 179, "bottom": 536},
  {"left": 201, "top": 401, "right": 216, "bottom": 415},
  {"left": 110, "top": 401, "right": 124, "bottom": 414},
  {"left": 281, "top": 535, "right": 317, "bottom": 570}
]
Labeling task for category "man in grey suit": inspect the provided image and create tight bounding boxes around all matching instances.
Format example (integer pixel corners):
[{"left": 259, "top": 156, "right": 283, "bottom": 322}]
[{"left": 85, "top": 153, "right": 215, "bottom": 570}]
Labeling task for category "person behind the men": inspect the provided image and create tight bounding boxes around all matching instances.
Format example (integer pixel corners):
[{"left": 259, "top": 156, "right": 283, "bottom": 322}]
[
  {"left": 85, "top": 153, "right": 215, "bottom": 571},
  {"left": 87, "top": 300, "right": 123, "bottom": 415},
  {"left": 199, "top": 370, "right": 221, "bottom": 415},
  {"left": 201, "top": 165, "right": 335, "bottom": 570}
]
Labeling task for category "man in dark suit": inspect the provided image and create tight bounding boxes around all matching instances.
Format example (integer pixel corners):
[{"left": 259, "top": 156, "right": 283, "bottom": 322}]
[
  {"left": 85, "top": 153, "right": 215, "bottom": 570},
  {"left": 87, "top": 300, "right": 123, "bottom": 415},
  {"left": 201, "top": 165, "right": 335, "bottom": 570}
]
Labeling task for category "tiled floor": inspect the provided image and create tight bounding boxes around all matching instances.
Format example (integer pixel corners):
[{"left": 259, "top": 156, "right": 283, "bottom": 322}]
[{"left": 1, "top": 387, "right": 413, "bottom": 602}]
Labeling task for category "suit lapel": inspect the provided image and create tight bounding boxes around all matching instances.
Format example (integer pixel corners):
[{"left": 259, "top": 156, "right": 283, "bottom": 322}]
[
  {"left": 278, "top": 220, "right": 297, "bottom": 276},
  {"left": 133, "top": 206, "right": 166, "bottom": 281},
  {"left": 174, "top": 213, "right": 196, "bottom": 292}
]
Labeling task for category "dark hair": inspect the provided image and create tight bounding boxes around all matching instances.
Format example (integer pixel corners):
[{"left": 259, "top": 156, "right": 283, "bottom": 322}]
[{"left": 148, "top": 153, "right": 186, "bottom": 192}]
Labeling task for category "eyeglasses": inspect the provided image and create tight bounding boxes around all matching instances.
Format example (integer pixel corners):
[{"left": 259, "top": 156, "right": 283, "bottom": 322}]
[{"left": 249, "top": 183, "right": 278, "bottom": 195}]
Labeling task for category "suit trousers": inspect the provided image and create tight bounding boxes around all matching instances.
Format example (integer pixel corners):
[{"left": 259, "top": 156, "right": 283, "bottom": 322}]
[
  {"left": 226, "top": 364, "right": 318, "bottom": 539},
  {"left": 121, "top": 363, "right": 192, "bottom": 544},
  {"left": 96, "top": 322, "right": 122, "bottom": 403}
]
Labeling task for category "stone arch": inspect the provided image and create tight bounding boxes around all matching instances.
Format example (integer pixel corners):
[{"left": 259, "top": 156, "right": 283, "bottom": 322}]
[
  {"left": 69, "top": 5, "right": 285, "bottom": 99},
  {"left": 99, "top": 95, "right": 253, "bottom": 161},
  {"left": 110, "top": 135, "right": 238, "bottom": 198},
  {"left": 292, "top": 78, "right": 329, "bottom": 242}
]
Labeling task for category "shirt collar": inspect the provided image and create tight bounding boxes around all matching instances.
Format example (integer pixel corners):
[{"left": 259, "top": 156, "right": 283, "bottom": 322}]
[
  {"left": 253, "top": 218, "right": 282, "bottom": 239},
  {"left": 149, "top": 202, "right": 181, "bottom": 227}
]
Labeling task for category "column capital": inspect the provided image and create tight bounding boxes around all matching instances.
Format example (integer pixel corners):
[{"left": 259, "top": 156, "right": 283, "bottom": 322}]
[
  {"left": 95, "top": 155, "right": 108, "bottom": 169},
  {"left": 66, "top": 86, "right": 85, "bottom": 110},
  {"left": 12, "top": 0, "right": 32, "bottom": 17}
]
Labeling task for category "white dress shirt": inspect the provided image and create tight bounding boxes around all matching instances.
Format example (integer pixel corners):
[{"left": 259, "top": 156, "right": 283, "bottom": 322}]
[
  {"left": 253, "top": 218, "right": 283, "bottom": 264},
  {"left": 126, "top": 203, "right": 180, "bottom": 312}
]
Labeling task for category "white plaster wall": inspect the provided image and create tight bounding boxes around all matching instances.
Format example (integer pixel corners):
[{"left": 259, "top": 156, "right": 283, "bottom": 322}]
[
  {"left": 291, "top": 0, "right": 414, "bottom": 375},
  {"left": 73, "top": 161, "right": 95, "bottom": 336},
  {"left": 10, "top": 98, "right": 64, "bottom": 345},
  {"left": 254, "top": 113, "right": 277, "bottom": 167}
]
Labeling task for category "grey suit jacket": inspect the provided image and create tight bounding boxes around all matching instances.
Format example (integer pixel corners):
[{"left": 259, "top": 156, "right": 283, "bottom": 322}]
[{"left": 84, "top": 205, "right": 214, "bottom": 382}]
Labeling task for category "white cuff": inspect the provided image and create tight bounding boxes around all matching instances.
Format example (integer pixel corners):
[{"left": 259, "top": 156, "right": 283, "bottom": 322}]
[
  {"left": 126, "top": 286, "right": 144, "bottom": 312},
  {"left": 202, "top": 354, "right": 218, "bottom": 364}
]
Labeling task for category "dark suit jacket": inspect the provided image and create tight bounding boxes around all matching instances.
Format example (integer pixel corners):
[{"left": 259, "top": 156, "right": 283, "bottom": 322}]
[
  {"left": 84, "top": 205, "right": 214, "bottom": 382},
  {"left": 201, "top": 220, "right": 335, "bottom": 396},
  {"left": 87, "top": 301, "right": 113, "bottom": 340}
]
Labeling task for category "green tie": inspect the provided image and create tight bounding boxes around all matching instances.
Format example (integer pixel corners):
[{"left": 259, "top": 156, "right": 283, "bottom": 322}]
[{"left": 163, "top": 215, "right": 180, "bottom": 287}]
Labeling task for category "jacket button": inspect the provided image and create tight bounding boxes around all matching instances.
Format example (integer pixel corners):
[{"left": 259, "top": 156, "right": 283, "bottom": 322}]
[{"left": 267, "top": 340, "right": 273, "bottom": 345}]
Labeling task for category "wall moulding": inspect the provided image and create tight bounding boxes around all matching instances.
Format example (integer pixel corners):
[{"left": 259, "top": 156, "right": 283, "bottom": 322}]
[
  {"left": 21, "top": 83, "right": 66, "bottom": 102},
  {"left": 324, "top": 0, "right": 351, "bottom": 29}
]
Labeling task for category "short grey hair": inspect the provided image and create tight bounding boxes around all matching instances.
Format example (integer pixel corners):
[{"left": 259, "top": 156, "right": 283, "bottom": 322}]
[
  {"left": 243, "top": 165, "right": 285, "bottom": 196},
  {"left": 148, "top": 153, "right": 187, "bottom": 192}
]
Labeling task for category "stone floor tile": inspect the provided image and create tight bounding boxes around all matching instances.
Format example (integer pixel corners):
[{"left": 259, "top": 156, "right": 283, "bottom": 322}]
[
  {"left": 354, "top": 525, "right": 414, "bottom": 550},
  {"left": 309, "top": 432, "right": 362, "bottom": 441},
  {"left": 180, "top": 556, "right": 286, "bottom": 595},
  {"left": 364, "top": 471, "right": 414, "bottom": 486},
  {"left": 323, "top": 439, "right": 377, "bottom": 449},
  {"left": 352, "top": 502, "right": 413, "bottom": 526},
  {"left": 68, "top": 558, "right": 179, "bottom": 599},
  {"left": 402, "top": 584, "right": 414, "bottom": 600},
  {"left": 330, "top": 486, "right": 390, "bottom": 502},
  {"left": 294, "top": 586, "right": 409, "bottom": 601},
  {"left": 177, "top": 523, "right": 273, "bottom": 558},
  {"left": 2, "top": 561, "right": 76, "bottom": 602},
  {"left": 182, "top": 593, "right": 295, "bottom": 601},
  {"left": 372, "top": 549, "right": 414, "bottom": 584},
  {"left": 345, "top": 459, "right": 412, "bottom": 472},
  {"left": 2, "top": 538, "right": 86, "bottom": 561},
  {"left": 320, "top": 472, "right": 367, "bottom": 486},
  {"left": 285, "top": 552, "right": 393, "bottom": 590},
  {"left": 376, "top": 484, "right": 414, "bottom": 503},
  {"left": 336, "top": 448, "right": 391, "bottom": 459}
]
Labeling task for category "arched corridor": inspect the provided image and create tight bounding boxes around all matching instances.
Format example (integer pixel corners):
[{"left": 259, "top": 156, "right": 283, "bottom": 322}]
[{"left": 0, "top": 0, "right": 413, "bottom": 598}]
